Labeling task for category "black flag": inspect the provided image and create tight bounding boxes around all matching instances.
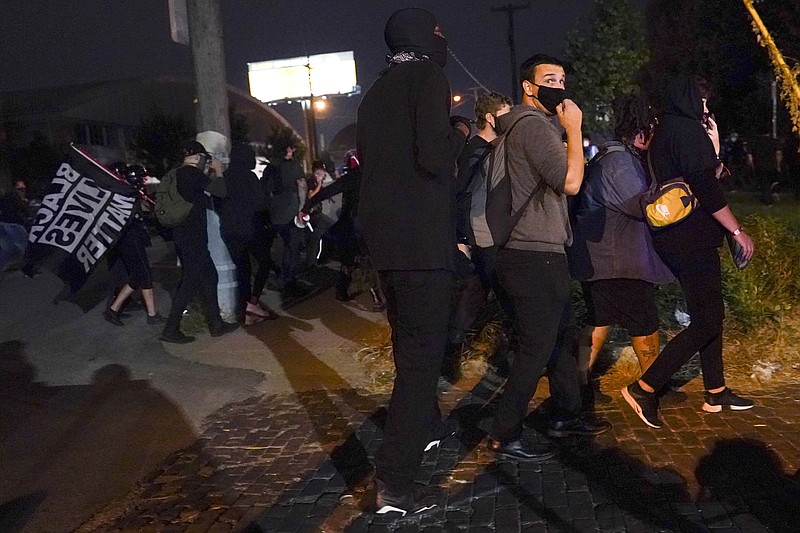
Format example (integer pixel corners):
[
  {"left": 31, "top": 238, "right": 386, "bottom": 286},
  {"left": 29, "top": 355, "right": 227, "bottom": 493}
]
[{"left": 25, "top": 145, "right": 137, "bottom": 294}]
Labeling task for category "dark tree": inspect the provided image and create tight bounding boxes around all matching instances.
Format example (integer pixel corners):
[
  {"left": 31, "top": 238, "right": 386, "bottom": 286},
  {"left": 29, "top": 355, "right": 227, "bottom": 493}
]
[
  {"left": 131, "top": 112, "right": 195, "bottom": 176},
  {"left": 229, "top": 107, "right": 249, "bottom": 144},
  {"left": 644, "top": 0, "right": 799, "bottom": 138},
  {"left": 565, "top": 0, "right": 649, "bottom": 136}
]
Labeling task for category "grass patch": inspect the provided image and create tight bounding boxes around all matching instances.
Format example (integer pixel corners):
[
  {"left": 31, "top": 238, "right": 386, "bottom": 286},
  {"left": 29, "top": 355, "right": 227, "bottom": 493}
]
[{"left": 355, "top": 194, "right": 800, "bottom": 391}]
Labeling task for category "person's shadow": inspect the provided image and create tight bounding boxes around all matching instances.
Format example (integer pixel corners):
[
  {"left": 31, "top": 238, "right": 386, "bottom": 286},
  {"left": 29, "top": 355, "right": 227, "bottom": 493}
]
[
  {"left": 0, "top": 341, "right": 197, "bottom": 533},
  {"left": 695, "top": 438, "right": 800, "bottom": 532}
]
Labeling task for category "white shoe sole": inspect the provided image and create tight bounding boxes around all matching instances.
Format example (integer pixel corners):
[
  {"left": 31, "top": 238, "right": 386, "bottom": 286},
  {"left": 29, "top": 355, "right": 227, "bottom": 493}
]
[
  {"left": 375, "top": 503, "right": 437, "bottom": 516},
  {"left": 702, "top": 402, "right": 754, "bottom": 413},
  {"left": 621, "top": 387, "right": 662, "bottom": 429}
]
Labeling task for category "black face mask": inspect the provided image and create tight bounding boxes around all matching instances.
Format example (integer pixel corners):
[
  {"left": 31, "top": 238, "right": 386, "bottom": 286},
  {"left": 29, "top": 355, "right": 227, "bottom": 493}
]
[{"left": 533, "top": 84, "right": 570, "bottom": 114}]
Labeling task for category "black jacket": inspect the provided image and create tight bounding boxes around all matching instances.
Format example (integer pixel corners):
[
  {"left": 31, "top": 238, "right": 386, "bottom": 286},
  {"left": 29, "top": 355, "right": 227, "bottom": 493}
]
[
  {"left": 649, "top": 77, "right": 727, "bottom": 253},
  {"left": 357, "top": 59, "right": 465, "bottom": 271},
  {"left": 220, "top": 144, "right": 268, "bottom": 241}
]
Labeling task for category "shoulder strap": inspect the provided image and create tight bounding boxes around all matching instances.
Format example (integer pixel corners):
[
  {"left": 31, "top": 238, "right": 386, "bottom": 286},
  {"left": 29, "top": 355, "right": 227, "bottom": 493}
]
[{"left": 503, "top": 113, "right": 546, "bottom": 228}]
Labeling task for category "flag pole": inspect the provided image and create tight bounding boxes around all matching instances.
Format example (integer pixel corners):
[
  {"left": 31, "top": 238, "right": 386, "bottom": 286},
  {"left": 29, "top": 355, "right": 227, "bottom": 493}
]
[{"left": 70, "top": 144, "right": 155, "bottom": 205}]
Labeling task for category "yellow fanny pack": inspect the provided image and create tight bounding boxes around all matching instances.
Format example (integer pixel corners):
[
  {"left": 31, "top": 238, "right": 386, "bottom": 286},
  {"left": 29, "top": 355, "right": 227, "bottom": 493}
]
[{"left": 641, "top": 152, "right": 698, "bottom": 230}]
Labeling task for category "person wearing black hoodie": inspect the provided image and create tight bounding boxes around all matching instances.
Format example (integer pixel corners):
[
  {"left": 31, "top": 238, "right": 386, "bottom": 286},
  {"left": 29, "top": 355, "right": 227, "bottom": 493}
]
[
  {"left": 621, "top": 76, "right": 755, "bottom": 429},
  {"left": 219, "top": 143, "right": 279, "bottom": 325},
  {"left": 357, "top": 8, "right": 467, "bottom": 515}
]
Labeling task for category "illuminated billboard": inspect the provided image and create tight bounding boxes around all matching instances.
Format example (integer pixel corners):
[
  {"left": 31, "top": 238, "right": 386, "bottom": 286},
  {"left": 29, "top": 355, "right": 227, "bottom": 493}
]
[{"left": 248, "top": 51, "right": 359, "bottom": 103}]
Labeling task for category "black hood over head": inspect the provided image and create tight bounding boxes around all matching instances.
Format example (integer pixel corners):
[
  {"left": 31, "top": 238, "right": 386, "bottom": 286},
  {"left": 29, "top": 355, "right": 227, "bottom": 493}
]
[
  {"left": 384, "top": 8, "right": 447, "bottom": 67},
  {"left": 663, "top": 76, "right": 705, "bottom": 121},
  {"left": 228, "top": 143, "right": 256, "bottom": 171}
]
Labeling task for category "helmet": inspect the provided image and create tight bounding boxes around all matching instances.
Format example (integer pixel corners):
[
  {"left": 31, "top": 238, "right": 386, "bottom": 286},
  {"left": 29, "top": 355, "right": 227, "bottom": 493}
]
[
  {"left": 125, "top": 165, "right": 148, "bottom": 190},
  {"left": 343, "top": 149, "right": 360, "bottom": 171},
  {"left": 110, "top": 161, "right": 128, "bottom": 177}
]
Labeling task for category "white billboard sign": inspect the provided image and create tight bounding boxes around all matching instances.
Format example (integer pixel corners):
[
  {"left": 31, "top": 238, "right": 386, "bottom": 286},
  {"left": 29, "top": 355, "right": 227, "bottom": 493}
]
[{"left": 248, "top": 51, "right": 358, "bottom": 103}]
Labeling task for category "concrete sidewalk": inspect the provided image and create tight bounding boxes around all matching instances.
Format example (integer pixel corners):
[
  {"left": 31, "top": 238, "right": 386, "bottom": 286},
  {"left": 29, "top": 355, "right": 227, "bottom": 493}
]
[{"left": 0, "top": 237, "right": 388, "bottom": 533}]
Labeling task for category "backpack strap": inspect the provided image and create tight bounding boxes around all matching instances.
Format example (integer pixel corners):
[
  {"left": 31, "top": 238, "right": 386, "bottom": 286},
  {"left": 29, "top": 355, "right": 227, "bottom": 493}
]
[{"left": 503, "top": 113, "right": 546, "bottom": 228}]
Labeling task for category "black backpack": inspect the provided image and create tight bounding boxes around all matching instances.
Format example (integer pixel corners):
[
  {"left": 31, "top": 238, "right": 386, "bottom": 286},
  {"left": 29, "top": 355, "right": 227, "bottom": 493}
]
[{"left": 468, "top": 111, "right": 543, "bottom": 248}]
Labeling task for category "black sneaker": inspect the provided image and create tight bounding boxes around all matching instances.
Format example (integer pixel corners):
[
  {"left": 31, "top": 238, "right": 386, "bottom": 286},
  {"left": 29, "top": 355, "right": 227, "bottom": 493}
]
[
  {"left": 160, "top": 331, "right": 195, "bottom": 344},
  {"left": 424, "top": 418, "right": 459, "bottom": 452},
  {"left": 147, "top": 313, "right": 167, "bottom": 325},
  {"left": 374, "top": 480, "right": 439, "bottom": 516},
  {"left": 547, "top": 414, "right": 612, "bottom": 438},
  {"left": 621, "top": 382, "right": 662, "bottom": 429},
  {"left": 487, "top": 437, "right": 556, "bottom": 462},
  {"left": 702, "top": 388, "right": 754, "bottom": 413},
  {"left": 209, "top": 322, "right": 240, "bottom": 337},
  {"left": 103, "top": 309, "right": 123, "bottom": 326}
]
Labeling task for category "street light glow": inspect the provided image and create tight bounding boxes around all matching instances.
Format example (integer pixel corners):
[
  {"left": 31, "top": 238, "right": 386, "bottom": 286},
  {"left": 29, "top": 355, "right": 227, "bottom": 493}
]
[
  {"left": 313, "top": 100, "right": 327, "bottom": 111},
  {"left": 453, "top": 94, "right": 462, "bottom": 103}
]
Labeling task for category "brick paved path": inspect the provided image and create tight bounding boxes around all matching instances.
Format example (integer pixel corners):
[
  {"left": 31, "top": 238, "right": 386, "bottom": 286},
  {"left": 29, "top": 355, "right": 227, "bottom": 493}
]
[{"left": 85, "top": 374, "right": 800, "bottom": 533}]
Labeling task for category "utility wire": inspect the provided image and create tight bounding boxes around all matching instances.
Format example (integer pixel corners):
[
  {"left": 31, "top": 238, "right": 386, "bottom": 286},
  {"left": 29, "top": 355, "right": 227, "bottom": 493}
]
[{"left": 447, "top": 46, "right": 490, "bottom": 92}]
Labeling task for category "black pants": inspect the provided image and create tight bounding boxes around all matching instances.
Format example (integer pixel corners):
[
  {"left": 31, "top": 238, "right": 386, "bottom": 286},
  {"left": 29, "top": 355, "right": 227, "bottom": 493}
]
[
  {"left": 491, "top": 249, "right": 581, "bottom": 442},
  {"left": 641, "top": 247, "right": 725, "bottom": 391},
  {"left": 374, "top": 269, "right": 454, "bottom": 491},
  {"left": 449, "top": 246, "right": 514, "bottom": 344},
  {"left": 275, "top": 222, "right": 302, "bottom": 290},
  {"left": 224, "top": 230, "right": 275, "bottom": 316},
  {"left": 164, "top": 231, "right": 222, "bottom": 334}
]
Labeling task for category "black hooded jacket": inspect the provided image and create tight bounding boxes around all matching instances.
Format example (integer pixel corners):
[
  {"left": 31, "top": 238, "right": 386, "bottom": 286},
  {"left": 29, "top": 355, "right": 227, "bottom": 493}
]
[
  {"left": 649, "top": 77, "right": 727, "bottom": 254},
  {"left": 219, "top": 143, "right": 268, "bottom": 241},
  {"left": 357, "top": 8, "right": 465, "bottom": 271}
]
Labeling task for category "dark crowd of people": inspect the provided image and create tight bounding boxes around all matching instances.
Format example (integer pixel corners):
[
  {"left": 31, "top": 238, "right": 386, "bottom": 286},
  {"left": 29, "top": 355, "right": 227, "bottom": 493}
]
[
  {"left": 96, "top": 137, "right": 384, "bottom": 344},
  {"left": 4, "top": 5, "right": 793, "bottom": 520},
  {"left": 354, "top": 7, "right": 759, "bottom": 517}
]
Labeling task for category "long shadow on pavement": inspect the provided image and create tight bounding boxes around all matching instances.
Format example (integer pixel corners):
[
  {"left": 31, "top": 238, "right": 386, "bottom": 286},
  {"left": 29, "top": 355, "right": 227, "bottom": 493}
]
[{"left": 0, "top": 340, "right": 196, "bottom": 533}]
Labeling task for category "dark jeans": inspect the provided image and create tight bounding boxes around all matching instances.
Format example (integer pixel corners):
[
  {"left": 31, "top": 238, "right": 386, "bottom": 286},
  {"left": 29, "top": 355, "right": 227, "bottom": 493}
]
[
  {"left": 275, "top": 223, "right": 302, "bottom": 290},
  {"left": 224, "top": 230, "right": 276, "bottom": 315},
  {"left": 164, "top": 233, "right": 222, "bottom": 334},
  {"left": 491, "top": 249, "right": 581, "bottom": 442},
  {"left": 449, "top": 246, "right": 514, "bottom": 344},
  {"left": 374, "top": 269, "right": 454, "bottom": 491},
  {"left": 641, "top": 247, "right": 725, "bottom": 391}
]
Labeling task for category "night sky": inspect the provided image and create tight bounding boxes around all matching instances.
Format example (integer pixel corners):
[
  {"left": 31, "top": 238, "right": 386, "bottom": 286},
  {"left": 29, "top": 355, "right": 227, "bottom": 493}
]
[{"left": 1, "top": 0, "right": 648, "bottom": 152}]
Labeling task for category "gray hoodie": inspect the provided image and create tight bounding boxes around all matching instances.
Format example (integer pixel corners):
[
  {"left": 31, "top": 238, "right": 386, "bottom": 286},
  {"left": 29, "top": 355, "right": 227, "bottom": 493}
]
[{"left": 496, "top": 105, "right": 572, "bottom": 253}]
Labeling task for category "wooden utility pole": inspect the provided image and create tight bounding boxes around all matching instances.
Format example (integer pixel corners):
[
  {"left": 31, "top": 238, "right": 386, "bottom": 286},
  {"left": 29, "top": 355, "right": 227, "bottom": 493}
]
[
  {"left": 186, "top": 0, "right": 230, "bottom": 139},
  {"left": 491, "top": 2, "right": 531, "bottom": 103},
  {"left": 184, "top": 0, "right": 237, "bottom": 320}
]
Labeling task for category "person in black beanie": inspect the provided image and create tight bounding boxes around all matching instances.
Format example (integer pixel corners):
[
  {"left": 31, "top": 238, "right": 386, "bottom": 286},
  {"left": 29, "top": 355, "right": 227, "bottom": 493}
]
[
  {"left": 160, "top": 141, "right": 240, "bottom": 344},
  {"left": 357, "top": 7, "right": 468, "bottom": 516},
  {"left": 219, "top": 143, "right": 279, "bottom": 326}
]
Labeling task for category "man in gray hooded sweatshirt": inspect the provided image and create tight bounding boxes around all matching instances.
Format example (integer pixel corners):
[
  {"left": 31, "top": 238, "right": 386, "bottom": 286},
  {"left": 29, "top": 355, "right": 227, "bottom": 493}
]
[{"left": 357, "top": 7, "right": 467, "bottom": 516}]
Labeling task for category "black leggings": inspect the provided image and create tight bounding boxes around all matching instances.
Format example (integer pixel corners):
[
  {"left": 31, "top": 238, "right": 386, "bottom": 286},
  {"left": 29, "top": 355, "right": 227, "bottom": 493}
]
[
  {"left": 641, "top": 247, "right": 725, "bottom": 391},
  {"left": 224, "top": 230, "right": 275, "bottom": 313}
]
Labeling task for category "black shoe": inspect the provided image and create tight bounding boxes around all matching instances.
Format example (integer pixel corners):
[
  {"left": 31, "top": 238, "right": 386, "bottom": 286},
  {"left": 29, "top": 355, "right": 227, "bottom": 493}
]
[
  {"left": 374, "top": 480, "right": 439, "bottom": 516},
  {"left": 657, "top": 386, "right": 688, "bottom": 406},
  {"left": 103, "top": 309, "right": 123, "bottom": 326},
  {"left": 425, "top": 418, "right": 459, "bottom": 452},
  {"left": 160, "top": 331, "right": 195, "bottom": 344},
  {"left": 209, "top": 321, "right": 240, "bottom": 337},
  {"left": 621, "top": 382, "right": 662, "bottom": 428},
  {"left": 487, "top": 437, "right": 556, "bottom": 462},
  {"left": 547, "top": 414, "right": 612, "bottom": 438},
  {"left": 147, "top": 313, "right": 167, "bottom": 325},
  {"left": 702, "top": 387, "right": 754, "bottom": 413},
  {"left": 21, "top": 264, "right": 40, "bottom": 278}
]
